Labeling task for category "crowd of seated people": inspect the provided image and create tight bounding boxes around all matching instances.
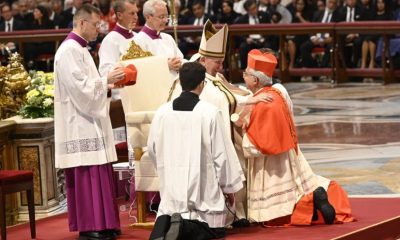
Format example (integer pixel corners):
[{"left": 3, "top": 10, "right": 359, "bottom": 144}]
[{"left": 0, "top": 0, "right": 399, "bottom": 71}]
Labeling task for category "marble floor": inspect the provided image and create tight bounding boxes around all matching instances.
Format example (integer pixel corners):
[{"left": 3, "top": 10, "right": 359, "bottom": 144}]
[{"left": 286, "top": 81, "right": 400, "bottom": 196}]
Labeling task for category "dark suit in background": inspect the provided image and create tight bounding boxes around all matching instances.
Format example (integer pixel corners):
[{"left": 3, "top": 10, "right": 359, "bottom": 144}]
[
  {"left": 60, "top": 7, "right": 74, "bottom": 28},
  {"left": 0, "top": 17, "right": 26, "bottom": 31},
  {"left": 337, "top": 5, "right": 365, "bottom": 68},
  {"left": 179, "top": 14, "right": 215, "bottom": 58},
  {"left": 299, "top": 9, "right": 340, "bottom": 68},
  {"left": 0, "top": 17, "right": 26, "bottom": 62},
  {"left": 235, "top": 12, "right": 271, "bottom": 69}
]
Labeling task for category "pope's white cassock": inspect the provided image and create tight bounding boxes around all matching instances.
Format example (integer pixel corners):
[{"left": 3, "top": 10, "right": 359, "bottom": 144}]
[
  {"left": 147, "top": 100, "right": 245, "bottom": 228},
  {"left": 133, "top": 25, "right": 184, "bottom": 81},
  {"left": 195, "top": 20, "right": 250, "bottom": 222}
]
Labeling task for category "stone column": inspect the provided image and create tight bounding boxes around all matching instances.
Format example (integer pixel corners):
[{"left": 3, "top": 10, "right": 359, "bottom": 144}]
[{"left": 7, "top": 116, "right": 66, "bottom": 222}]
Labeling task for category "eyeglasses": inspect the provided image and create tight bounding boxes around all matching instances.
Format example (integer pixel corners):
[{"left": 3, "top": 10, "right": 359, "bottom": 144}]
[
  {"left": 242, "top": 72, "right": 254, "bottom": 78},
  {"left": 151, "top": 14, "right": 171, "bottom": 21},
  {"left": 83, "top": 19, "right": 101, "bottom": 28}
]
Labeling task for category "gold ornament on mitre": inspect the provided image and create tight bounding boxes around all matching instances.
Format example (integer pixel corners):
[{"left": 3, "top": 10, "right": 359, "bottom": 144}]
[
  {"left": 198, "top": 20, "right": 228, "bottom": 59},
  {"left": 121, "top": 41, "right": 153, "bottom": 61}
]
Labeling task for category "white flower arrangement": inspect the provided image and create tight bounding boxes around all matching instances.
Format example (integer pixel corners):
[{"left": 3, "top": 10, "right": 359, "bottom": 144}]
[{"left": 19, "top": 71, "right": 54, "bottom": 118}]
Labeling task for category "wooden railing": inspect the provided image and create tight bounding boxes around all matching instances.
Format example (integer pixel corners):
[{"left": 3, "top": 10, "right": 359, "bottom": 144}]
[{"left": 1, "top": 21, "right": 399, "bottom": 84}]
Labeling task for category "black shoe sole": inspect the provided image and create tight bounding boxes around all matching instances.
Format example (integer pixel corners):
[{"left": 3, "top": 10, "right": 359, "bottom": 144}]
[
  {"left": 79, "top": 231, "right": 115, "bottom": 240},
  {"left": 314, "top": 187, "right": 336, "bottom": 224},
  {"left": 165, "top": 213, "right": 183, "bottom": 240},
  {"left": 100, "top": 229, "right": 121, "bottom": 237},
  {"left": 78, "top": 235, "right": 115, "bottom": 240}
]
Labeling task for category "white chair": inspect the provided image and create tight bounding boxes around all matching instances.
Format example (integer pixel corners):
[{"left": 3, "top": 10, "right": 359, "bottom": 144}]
[{"left": 120, "top": 56, "right": 172, "bottom": 227}]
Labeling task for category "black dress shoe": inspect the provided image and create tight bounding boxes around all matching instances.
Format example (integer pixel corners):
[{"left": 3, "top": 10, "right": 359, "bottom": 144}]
[
  {"left": 101, "top": 229, "right": 121, "bottom": 237},
  {"left": 313, "top": 186, "right": 336, "bottom": 224},
  {"left": 79, "top": 231, "right": 115, "bottom": 240},
  {"left": 165, "top": 213, "right": 183, "bottom": 240},
  {"left": 312, "top": 204, "right": 319, "bottom": 221},
  {"left": 231, "top": 218, "right": 250, "bottom": 228},
  {"left": 150, "top": 214, "right": 172, "bottom": 240}
]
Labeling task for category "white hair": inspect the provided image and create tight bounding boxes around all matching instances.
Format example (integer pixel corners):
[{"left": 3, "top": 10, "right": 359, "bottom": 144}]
[
  {"left": 173, "top": 0, "right": 181, "bottom": 8},
  {"left": 248, "top": 68, "right": 273, "bottom": 86},
  {"left": 143, "top": 0, "right": 166, "bottom": 17}
]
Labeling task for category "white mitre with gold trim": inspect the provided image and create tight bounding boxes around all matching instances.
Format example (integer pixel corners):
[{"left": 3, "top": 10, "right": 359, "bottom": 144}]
[{"left": 198, "top": 20, "right": 228, "bottom": 59}]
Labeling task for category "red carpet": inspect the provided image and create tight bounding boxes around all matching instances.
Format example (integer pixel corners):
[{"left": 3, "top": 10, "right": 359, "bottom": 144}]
[{"left": 6, "top": 197, "right": 400, "bottom": 240}]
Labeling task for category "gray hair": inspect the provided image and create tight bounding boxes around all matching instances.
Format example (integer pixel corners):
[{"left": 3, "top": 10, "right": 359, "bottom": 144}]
[
  {"left": 174, "top": 0, "right": 181, "bottom": 8},
  {"left": 247, "top": 68, "right": 273, "bottom": 86},
  {"left": 143, "top": 0, "right": 166, "bottom": 17},
  {"left": 113, "top": 0, "right": 136, "bottom": 14}
]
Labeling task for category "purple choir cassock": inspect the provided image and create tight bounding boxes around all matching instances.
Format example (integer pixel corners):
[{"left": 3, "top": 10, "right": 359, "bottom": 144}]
[{"left": 65, "top": 164, "right": 120, "bottom": 231}]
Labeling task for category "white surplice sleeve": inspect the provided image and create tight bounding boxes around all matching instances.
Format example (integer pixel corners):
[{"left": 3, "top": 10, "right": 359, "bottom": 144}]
[
  {"left": 56, "top": 46, "right": 108, "bottom": 119},
  {"left": 273, "top": 83, "right": 293, "bottom": 114},
  {"left": 98, "top": 37, "right": 120, "bottom": 77},
  {"left": 242, "top": 133, "right": 262, "bottom": 158},
  {"left": 211, "top": 110, "right": 244, "bottom": 194}
]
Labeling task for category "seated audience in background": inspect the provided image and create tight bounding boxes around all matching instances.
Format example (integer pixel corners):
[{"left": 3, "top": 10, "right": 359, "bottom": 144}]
[
  {"left": 258, "top": 0, "right": 269, "bottom": 12},
  {"left": 263, "top": 10, "right": 281, "bottom": 52},
  {"left": 61, "top": 0, "right": 84, "bottom": 28},
  {"left": 286, "top": 0, "right": 311, "bottom": 69},
  {"left": 234, "top": 0, "right": 247, "bottom": 15},
  {"left": 25, "top": 5, "right": 56, "bottom": 70},
  {"left": 376, "top": 6, "right": 400, "bottom": 69},
  {"left": 0, "top": 3, "right": 26, "bottom": 32},
  {"left": 179, "top": 0, "right": 216, "bottom": 58},
  {"left": 11, "top": 2, "right": 20, "bottom": 18},
  {"left": 47, "top": 0, "right": 65, "bottom": 29},
  {"left": 15, "top": 0, "right": 34, "bottom": 23},
  {"left": 359, "top": 0, "right": 373, "bottom": 20},
  {"left": 299, "top": 0, "right": 340, "bottom": 68},
  {"left": 361, "top": 0, "right": 393, "bottom": 69},
  {"left": 203, "top": 0, "right": 223, "bottom": 16},
  {"left": 337, "top": 0, "right": 364, "bottom": 68},
  {"left": 267, "top": 0, "right": 292, "bottom": 23},
  {"left": 235, "top": 0, "right": 271, "bottom": 69},
  {"left": 315, "top": 0, "right": 326, "bottom": 13},
  {"left": 0, "top": 3, "right": 26, "bottom": 61},
  {"left": 179, "top": 0, "right": 194, "bottom": 18},
  {"left": 217, "top": 0, "right": 240, "bottom": 24}
]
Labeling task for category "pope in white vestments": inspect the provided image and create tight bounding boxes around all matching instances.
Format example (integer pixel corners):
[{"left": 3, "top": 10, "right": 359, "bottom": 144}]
[
  {"left": 148, "top": 62, "right": 244, "bottom": 240},
  {"left": 54, "top": 6, "right": 133, "bottom": 239},
  {"left": 194, "top": 20, "right": 259, "bottom": 225}
]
